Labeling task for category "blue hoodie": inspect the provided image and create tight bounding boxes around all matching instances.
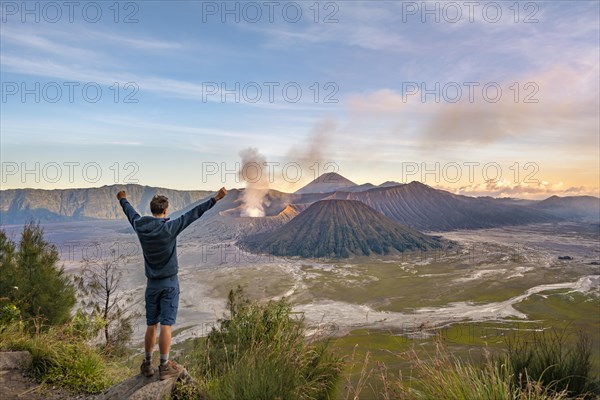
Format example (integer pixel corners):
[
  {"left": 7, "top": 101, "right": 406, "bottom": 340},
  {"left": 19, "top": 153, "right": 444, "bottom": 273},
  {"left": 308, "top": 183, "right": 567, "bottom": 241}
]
[{"left": 119, "top": 197, "right": 216, "bottom": 280}]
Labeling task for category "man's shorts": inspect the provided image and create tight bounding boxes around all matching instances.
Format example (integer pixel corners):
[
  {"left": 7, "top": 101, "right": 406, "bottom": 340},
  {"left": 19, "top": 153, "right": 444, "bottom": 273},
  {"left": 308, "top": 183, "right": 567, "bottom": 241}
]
[{"left": 145, "top": 275, "right": 180, "bottom": 326}]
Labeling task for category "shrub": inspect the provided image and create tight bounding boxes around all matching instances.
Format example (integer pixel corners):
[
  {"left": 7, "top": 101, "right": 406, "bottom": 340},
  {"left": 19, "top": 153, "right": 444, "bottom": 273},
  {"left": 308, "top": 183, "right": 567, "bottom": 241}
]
[
  {"left": 175, "top": 286, "right": 343, "bottom": 400},
  {"left": 0, "top": 302, "right": 21, "bottom": 326},
  {"left": 0, "top": 320, "right": 129, "bottom": 394}
]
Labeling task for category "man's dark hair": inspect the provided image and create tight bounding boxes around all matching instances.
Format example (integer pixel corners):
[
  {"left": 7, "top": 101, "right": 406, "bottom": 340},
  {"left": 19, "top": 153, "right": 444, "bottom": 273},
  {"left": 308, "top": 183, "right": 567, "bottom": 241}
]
[{"left": 150, "top": 195, "right": 169, "bottom": 215}]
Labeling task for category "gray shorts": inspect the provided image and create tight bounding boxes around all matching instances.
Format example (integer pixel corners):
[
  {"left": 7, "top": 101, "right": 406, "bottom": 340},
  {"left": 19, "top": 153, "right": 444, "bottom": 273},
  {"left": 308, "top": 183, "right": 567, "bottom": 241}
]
[{"left": 145, "top": 276, "right": 179, "bottom": 326}]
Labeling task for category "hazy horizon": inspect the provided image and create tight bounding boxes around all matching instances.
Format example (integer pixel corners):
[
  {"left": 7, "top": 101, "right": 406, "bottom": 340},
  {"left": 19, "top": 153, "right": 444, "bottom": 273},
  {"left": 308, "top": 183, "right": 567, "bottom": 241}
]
[{"left": 2, "top": 174, "right": 599, "bottom": 201}]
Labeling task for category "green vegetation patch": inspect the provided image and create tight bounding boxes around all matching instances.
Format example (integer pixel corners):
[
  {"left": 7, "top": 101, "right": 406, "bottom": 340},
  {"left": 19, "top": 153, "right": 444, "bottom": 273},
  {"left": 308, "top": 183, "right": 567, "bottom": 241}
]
[
  {"left": 173, "top": 287, "right": 344, "bottom": 400},
  {"left": 0, "top": 322, "right": 130, "bottom": 394}
]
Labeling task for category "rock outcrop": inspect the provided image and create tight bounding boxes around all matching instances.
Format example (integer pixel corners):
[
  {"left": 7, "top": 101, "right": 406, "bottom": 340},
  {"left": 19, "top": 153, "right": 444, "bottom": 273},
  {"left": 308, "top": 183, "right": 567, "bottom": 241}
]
[
  {"left": 0, "top": 351, "right": 34, "bottom": 400},
  {"left": 95, "top": 368, "right": 193, "bottom": 400},
  {"left": 0, "top": 350, "right": 32, "bottom": 370}
]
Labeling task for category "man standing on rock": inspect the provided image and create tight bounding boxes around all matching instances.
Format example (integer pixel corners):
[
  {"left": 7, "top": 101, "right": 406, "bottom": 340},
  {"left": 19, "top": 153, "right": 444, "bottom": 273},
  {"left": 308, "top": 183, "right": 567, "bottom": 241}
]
[{"left": 117, "top": 187, "right": 227, "bottom": 380}]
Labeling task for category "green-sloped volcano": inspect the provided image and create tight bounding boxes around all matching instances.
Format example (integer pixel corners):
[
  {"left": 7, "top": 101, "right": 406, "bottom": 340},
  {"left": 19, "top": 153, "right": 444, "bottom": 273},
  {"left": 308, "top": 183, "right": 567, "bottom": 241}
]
[{"left": 238, "top": 199, "right": 446, "bottom": 258}]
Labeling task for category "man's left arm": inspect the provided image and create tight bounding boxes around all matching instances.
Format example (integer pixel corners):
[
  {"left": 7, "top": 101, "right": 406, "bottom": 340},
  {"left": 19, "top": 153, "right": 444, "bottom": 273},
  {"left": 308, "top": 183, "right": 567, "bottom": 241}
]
[{"left": 167, "top": 187, "right": 227, "bottom": 236}]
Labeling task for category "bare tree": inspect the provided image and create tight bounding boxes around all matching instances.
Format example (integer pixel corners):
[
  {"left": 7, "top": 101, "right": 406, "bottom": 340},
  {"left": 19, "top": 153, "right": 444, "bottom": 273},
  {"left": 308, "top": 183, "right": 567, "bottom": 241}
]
[{"left": 74, "top": 244, "right": 137, "bottom": 353}]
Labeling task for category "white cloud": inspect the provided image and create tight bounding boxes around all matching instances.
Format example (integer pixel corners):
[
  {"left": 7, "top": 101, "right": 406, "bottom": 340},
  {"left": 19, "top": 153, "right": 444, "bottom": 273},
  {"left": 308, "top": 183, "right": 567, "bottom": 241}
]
[
  {"left": 84, "top": 30, "right": 183, "bottom": 50},
  {"left": 437, "top": 178, "right": 599, "bottom": 199},
  {"left": 343, "top": 63, "right": 599, "bottom": 149}
]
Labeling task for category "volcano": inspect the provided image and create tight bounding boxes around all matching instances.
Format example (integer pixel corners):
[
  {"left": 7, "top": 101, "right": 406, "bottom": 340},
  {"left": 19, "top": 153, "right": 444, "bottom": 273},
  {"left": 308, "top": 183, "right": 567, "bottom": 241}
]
[
  {"left": 238, "top": 199, "right": 446, "bottom": 258},
  {"left": 294, "top": 172, "right": 357, "bottom": 194}
]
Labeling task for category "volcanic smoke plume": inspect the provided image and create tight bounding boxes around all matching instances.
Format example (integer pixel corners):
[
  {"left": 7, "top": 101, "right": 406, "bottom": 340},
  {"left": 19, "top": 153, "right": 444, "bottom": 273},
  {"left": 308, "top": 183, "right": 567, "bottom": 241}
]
[
  {"left": 238, "top": 148, "right": 270, "bottom": 217},
  {"left": 237, "top": 117, "right": 337, "bottom": 215}
]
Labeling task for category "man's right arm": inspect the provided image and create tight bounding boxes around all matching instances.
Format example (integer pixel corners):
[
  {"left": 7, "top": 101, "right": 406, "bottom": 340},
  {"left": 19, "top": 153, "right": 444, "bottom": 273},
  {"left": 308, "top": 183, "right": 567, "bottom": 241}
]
[{"left": 117, "top": 191, "right": 140, "bottom": 228}]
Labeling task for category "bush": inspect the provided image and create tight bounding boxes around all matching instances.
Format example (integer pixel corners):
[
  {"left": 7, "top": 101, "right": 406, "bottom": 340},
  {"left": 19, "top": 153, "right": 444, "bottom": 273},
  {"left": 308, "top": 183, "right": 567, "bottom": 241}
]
[
  {"left": 0, "top": 320, "right": 129, "bottom": 394},
  {"left": 175, "top": 287, "right": 343, "bottom": 400},
  {"left": 0, "top": 303, "right": 21, "bottom": 325}
]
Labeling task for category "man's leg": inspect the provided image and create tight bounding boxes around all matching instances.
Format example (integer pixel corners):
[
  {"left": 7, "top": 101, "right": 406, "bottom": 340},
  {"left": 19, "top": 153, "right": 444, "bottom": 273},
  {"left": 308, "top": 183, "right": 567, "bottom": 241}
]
[
  {"left": 157, "top": 323, "right": 182, "bottom": 379},
  {"left": 145, "top": 324, "right": 158, "bottom": 357},
  {"left": 157, "top": 283, "right": 183, "bottom": 379},
  {"left": 143, "top": 284, "right": 160, "bottom": 374},
  {"left": 158, "top": 324, "right": 172, "bottom": 365},
  {"left": 158, "top": 281, "right": 179, "bottom": 367}
]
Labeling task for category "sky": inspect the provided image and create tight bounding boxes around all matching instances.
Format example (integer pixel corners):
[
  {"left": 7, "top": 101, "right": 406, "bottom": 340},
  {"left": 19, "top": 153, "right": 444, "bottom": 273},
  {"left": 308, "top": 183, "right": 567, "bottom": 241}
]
[{"left": 1, "top": 0, "right": 599, "bottom": 199}]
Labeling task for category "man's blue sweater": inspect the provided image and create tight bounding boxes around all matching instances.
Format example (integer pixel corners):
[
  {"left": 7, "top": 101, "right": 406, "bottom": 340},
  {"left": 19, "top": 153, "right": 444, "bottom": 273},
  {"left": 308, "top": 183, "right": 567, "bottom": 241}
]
[{"left": 119, "top": 197, "right": 216, "bottom": 280}]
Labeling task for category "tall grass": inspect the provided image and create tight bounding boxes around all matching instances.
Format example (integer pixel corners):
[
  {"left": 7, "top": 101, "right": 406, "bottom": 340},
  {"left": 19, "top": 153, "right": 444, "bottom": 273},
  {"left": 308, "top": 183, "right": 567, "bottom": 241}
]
[
  {"left": 0, "top": 320, "right": 129, "bottom": 394},
  {"left": 392, "top": 343, "right": 570, "bottom": 400},
  {"left": 504, "top": 328, "right": 598, "bottom": 398},
  {"left": 174, "top": 287, "right": 343, "bottom": 400},
  {"left": 342, "top": 331, "right": 598, "bottom": 400}
]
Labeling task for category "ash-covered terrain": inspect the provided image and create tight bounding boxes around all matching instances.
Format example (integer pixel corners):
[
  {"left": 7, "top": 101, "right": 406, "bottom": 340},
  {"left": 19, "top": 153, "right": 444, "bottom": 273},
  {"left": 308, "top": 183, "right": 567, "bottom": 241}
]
[{"left": 1, "top": 174, "right": 598, "bottom": 347}]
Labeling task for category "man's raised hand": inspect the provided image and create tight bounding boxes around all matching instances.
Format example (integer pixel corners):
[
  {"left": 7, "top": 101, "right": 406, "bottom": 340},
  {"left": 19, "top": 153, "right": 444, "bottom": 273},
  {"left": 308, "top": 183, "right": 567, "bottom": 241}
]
[
  {"left": 214, "top": 187, "right": 227, "bottom": 201},
  {"left": 117, "top": 191, "right": 127, "bottom": 201}
]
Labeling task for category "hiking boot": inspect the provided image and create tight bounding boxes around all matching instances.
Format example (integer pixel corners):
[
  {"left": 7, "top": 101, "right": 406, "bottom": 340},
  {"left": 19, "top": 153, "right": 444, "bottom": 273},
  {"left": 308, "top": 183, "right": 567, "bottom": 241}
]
[
  {"left": 140, "top": 359, "right": 155, "bottom": 377},
  {"left": 159, "top": 360, "right": 183, "bottom": 380}
]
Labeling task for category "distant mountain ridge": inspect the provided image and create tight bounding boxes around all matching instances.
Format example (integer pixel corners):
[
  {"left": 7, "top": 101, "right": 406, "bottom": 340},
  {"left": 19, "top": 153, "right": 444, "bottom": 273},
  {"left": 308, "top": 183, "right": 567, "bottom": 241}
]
[
  {"left": 325, "top": 181, "right": 560, "bottom": 230},
  {"left": 2, "top": 175, "right": 597, "bottom": 231},
  {"left": 0, "top": 185, "right": 213, "bottom": 224},
  {"left": 532, "top": 195, "right": 600, "bottom": 221},
  {"left": 239, "top": 199, "right": 446, "bottom": 258}
]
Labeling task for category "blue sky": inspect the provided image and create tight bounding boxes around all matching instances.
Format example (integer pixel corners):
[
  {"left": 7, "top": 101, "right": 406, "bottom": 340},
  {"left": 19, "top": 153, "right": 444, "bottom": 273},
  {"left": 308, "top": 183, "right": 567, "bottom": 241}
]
[{"left": 1, "top": 1, "right": 598, "bottom": 198}]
